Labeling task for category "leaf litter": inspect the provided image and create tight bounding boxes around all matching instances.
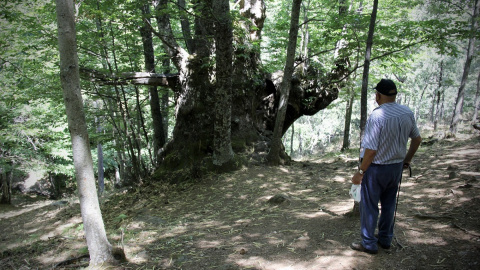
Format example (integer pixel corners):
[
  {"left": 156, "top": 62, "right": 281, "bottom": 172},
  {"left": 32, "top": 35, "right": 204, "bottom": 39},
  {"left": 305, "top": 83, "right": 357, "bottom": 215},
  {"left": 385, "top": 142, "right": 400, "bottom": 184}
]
[{"left": 0, "top": 137, "right": 479, "bottom": 269}]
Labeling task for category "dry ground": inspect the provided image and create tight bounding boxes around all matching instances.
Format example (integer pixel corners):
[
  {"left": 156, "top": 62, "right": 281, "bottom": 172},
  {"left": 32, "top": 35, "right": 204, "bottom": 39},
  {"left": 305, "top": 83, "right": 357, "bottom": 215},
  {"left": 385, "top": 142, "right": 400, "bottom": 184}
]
[{"left": 1, "top": 136, "right": 479, "bottom": 269}]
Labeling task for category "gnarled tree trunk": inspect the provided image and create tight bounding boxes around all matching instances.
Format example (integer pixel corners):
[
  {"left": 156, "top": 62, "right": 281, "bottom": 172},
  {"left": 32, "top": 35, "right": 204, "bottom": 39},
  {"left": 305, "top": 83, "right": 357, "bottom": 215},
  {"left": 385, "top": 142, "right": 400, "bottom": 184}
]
[{"left": 145, "top": 0, "right": 347, "bottom": 179}]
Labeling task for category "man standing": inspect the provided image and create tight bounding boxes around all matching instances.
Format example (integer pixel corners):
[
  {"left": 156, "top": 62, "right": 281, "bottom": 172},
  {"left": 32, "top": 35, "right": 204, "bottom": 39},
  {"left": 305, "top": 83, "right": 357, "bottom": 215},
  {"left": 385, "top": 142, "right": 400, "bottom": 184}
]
[{"left": 351, "top": 79, "right": 422, "bottom": 254}]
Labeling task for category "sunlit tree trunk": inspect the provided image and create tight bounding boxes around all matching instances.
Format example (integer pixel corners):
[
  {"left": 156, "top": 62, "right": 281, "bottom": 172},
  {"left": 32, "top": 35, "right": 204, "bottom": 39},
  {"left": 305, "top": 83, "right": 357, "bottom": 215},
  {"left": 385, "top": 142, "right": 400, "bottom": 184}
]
[
  {"left": 415, "top": 84, "right": 428, "bottom": 122},
  {"left": 450, "top": 0, "right": 479, "bottom": 135},
  {"left": 434, "top": 61, "right": 444, "bottom": 131},
  {"left": 55, "top": 0, "right": 117, "bottom": 266},
  {"left": 472, "top": 71, "right": 480, "bottom": 123}
]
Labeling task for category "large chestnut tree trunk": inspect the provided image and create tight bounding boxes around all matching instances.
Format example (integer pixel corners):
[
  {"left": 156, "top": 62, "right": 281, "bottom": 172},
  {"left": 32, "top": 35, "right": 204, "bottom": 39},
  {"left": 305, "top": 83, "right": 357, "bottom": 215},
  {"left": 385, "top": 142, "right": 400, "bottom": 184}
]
[{"left": 150, "top": 0, "right": 346, "bottom": 179}]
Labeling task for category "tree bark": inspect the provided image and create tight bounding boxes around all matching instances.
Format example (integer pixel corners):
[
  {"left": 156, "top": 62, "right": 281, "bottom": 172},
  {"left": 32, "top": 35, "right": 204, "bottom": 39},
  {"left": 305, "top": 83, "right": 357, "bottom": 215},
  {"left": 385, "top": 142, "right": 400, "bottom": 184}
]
[
  {"left": 178, "top": 0, "right": 195, "bottom": 53},
  {"left": 415, "top": 84, "right": 428, "bottom": 122},
  {"left": 55, "top": 0, "right": 117, "bottom": 266},
  {"left": 359, "top": 0, "right": 378, "bottom": 140},
  {"left": 140, "top": 3, "right": 166, "bottom": 165},
  {"left": 472, "top": 70, "right": 480, "bottom": 123},
  {"left": 0, "top": 167, "right": 11, "bottom": 204},
  {"left": 450, "top": 0, "right": 479, "bottom": 135},
  {"left": 342, "top": 87, "right": 355, "bottom": 151},
  {"left": 434, "top": 60, "right": 444, "bottom": 131},
  {"left": 146, "top": 0, "right": 344, "bottom": 178},
  {"left": 97, "top": 144, "right": 105, "bottom": 195},
  {"left": 267, "top": 0, "right": 303, "bottom": 165},
  {"left": 213, "top": 0, "right": 234, "bottom": 166}
]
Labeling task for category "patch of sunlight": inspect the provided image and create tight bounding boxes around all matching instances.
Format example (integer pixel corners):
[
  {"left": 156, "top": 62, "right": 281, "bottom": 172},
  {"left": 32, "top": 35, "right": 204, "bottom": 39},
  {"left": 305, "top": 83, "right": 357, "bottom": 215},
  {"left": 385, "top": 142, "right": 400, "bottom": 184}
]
[
  {"left": 303, "top": 196, "right": 322, "bottom": 202},
  {"left": 245, "top": 180, "right": 254, "bottom": 185},
  {"left": 24, "top": 170, "right": 46, "bottom": 190},
  {"left": 294, "top": 211, "right": 330, "bottom": 219},
  {"left": 405, "top": 229, "right": 447, "bottom": 245},
  {"left": 460, "top": 171, "right": 480, "bottom": 177},
  {"left": 333, "top": 176, "right": 346, "bottom": 182},
  {"left": 401, "top": 182, "right": 416, "bottom": 187},
  {"left": 279, "top": 167, "right": 290, "bottom": 173},
  {"left": 233, "top": 250, "right": 361, "bottom": 270},
  {"left": 135, "top": 230, "right": 158, "bottom": 243},
  {"left": 37, "top": 241, "right": 86, "bottom": 266},
  {"left": 256, "top": 195, "right": 273, "bottom": 203},
  {"left": 161, "top": 225, "right": 188, "bottom": 238},
  {"left": 197, "top": 239, "right": 223, "bottom": 248},
  {"left": 422, "top": 188, "right": 446, "bottom": 196},
  {"left": 449, "top": 149, "right": 478, "bottom": 156},
  {"left": 431, "top": 223, "right": 451, "bottom": 230},
  {"left": 223, "top": 176, "right": 235, "bottom": 182},
  {"left": 129, "top": 249, "right": 150, "bottom": 264},
  {"left": 0, "top": 200, "right": 51, "bottom": 219},
  {"left": 289, "top": 189, "right": 315, "bottom": 196},
  {"left": 257, "top": 173, "right": 265, "bottom": 177},
  {"left": 411, "top": 194, "right": 429, "bottom": 199},
  {"left": 234, "top": 218, "right": 252, "bottom": 225},
  {"left": 323, "top": 201, "right": 351, "bottom": 214},
  {"left": 260, "top": 183, "right": 272, "bottom": 189}
]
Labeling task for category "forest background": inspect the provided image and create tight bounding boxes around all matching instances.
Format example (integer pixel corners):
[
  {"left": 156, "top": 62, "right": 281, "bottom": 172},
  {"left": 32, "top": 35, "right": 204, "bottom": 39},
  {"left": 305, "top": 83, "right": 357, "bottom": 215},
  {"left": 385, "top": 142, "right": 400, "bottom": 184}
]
[
  {"left": 0, "top": 0, "right": 480, "bottom": 268},
  {"left": 1, "top": 0, "right": 478, "bottom": 195}
]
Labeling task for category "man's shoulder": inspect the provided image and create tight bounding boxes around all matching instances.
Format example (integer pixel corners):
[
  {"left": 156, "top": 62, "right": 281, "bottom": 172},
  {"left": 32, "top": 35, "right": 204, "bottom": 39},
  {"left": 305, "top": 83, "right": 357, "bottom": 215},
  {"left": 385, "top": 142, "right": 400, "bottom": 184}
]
[{"left": 371, "top": 103, "right": 413, "bottom": 119}]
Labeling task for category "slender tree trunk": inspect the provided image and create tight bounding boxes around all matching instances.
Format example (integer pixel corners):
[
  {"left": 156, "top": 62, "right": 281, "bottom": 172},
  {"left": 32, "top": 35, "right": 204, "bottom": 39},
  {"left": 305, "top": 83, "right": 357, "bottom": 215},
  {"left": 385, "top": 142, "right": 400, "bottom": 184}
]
[
  {"left": 434, "top": 61, "right": 444, "bottom": 131},
  {"left": 55, "top": 0, "right": 117, "bottom": 266},
  {"left": 359, "top": 0, "right": 378, "bottom": 140},
  {"left": 178, "top": 0, "right": 195, "bottom": 53},
  {"left": 267, "top": 0, "right": 303, "bottom": 165},
  {"left": 290, "top": 123, "right": 294, "bottom": 154},
  {"left": 337, "top": 0, "right": 353, "bottom": 152},
  {"left": 97, "top": 144, "right": 104, "bottom": 195},
  {"left": 429, "top": 88, "right": 437, "bottom": 123},
  {"left": 134, "top": 85, "right": 153, "bottom": 171},
  {"left": 342, "top": 87, "right": 355, "bottom": 151},
  {"left": 415, "top": 84, "right": 428, "bottom": 122},
  {"left": 213, "top": 0, "right": 234, "bottom": 166},
  {"left": 140, "top": 3, "right": 165, "bottom": 165},
  {"left": 0, "top": 167, "right": 11, "bottom": 204},
  {"left": 450, "top": 0, "right": 479, "bottom": 135},
  {"left": 300, "top": 0, "right": 311, "bottom": 72},
  {"left": 472, "top": 71, "right": 480, "bottom": 123}
]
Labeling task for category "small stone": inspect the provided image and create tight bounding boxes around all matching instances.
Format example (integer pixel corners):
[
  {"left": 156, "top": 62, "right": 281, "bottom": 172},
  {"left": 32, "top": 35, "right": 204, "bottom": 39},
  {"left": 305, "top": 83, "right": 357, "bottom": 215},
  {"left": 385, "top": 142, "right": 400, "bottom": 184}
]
[
  {"left": 447, "top": 165, "right": 458, "bottom": 171},
  {"left": 267, "top": 194, "right": 290, "bottom": 205}
]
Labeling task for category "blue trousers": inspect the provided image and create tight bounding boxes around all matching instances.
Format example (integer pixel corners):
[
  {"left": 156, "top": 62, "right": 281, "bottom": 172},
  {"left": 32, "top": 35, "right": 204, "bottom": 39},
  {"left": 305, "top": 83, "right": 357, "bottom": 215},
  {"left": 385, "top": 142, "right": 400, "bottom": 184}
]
[{"left": 360, "top": 162, "right": 403, "bottom": 251}]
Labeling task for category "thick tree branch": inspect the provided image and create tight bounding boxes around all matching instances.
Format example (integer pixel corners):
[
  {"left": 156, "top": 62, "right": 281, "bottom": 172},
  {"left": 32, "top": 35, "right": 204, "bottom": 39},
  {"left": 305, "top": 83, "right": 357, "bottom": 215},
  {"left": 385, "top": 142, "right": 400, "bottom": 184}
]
[{"left": 79, "top": 67, "right": 179, "bottom": 87}]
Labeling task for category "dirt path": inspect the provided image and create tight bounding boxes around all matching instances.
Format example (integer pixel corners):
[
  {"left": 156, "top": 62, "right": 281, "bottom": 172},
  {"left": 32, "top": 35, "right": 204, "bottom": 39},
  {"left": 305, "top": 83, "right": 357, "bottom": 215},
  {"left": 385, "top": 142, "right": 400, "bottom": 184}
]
[{"left": 1, "top": 137, "right": 479, "bottom": 269}]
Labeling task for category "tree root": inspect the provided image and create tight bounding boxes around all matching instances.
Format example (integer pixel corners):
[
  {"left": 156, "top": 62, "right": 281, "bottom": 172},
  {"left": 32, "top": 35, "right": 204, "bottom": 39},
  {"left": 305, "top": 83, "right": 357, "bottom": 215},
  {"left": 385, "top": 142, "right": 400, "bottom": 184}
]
[
  {"left": 451, "top": 223, "right": 480, "bottom": 237},
  {"left": 413, "top": 214, "right": 454, "bottom": 220}
]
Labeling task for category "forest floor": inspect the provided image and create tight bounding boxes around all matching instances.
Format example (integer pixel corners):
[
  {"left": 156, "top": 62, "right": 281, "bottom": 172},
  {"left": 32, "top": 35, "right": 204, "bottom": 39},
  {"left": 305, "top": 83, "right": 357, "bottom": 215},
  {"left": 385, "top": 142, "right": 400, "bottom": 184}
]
[{"left": 1, "top": 135, "right": 480, "bottom": 270}]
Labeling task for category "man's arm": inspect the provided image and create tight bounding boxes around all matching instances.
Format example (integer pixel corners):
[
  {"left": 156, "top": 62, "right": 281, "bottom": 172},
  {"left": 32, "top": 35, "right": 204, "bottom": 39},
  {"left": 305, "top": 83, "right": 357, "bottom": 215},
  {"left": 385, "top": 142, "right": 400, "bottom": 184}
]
[
  {"left": 352, "top": 148, "right": 377, "bottom": 185},
  {"left": 403, "top": 136, "right": 422, "bottom": 168}
]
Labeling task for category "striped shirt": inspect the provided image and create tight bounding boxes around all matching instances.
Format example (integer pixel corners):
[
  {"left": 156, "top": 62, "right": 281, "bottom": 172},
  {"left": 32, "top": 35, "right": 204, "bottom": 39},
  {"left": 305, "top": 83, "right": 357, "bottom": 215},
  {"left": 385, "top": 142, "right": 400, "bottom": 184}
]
[{"left": 361, "top": 102, "right": 420, "bottom": 164}]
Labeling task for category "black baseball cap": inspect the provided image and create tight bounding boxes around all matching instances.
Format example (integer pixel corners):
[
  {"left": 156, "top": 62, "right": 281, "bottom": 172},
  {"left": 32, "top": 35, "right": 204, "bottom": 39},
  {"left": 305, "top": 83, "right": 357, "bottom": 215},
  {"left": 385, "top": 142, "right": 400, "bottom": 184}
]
[{"left": 374, "top": 79, "right": 397, "bottom": 96}]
